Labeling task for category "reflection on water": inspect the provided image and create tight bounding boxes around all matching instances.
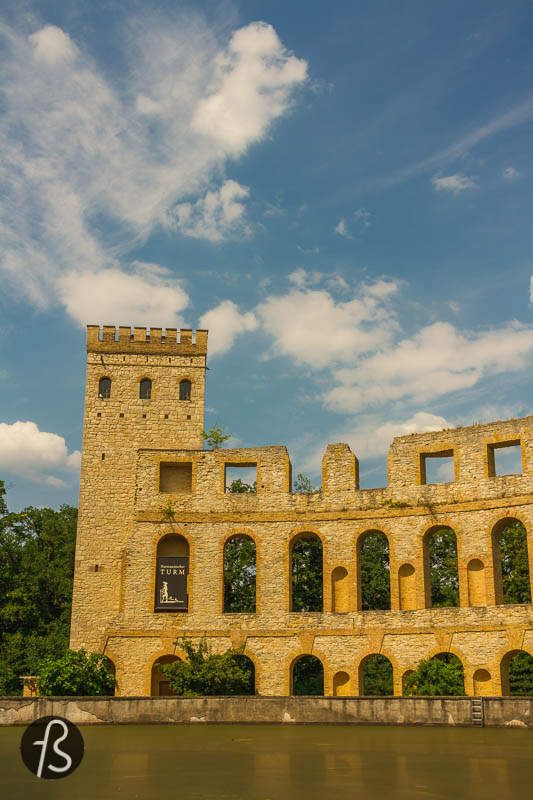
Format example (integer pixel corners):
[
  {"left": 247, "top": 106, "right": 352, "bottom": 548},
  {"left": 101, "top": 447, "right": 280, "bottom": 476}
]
[{"left": 1, "top": 723, "right": 532, "bottom": 800}]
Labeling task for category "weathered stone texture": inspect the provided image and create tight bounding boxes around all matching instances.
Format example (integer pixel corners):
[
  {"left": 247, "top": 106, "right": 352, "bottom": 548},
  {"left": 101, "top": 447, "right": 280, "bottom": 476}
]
[{"left": 71, "top": 325, "right": 533, "bottom": 698}]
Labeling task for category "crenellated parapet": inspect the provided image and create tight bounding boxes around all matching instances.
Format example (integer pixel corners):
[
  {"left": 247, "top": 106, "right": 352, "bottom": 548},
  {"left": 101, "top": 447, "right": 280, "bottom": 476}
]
[{"left": 86, "top": 325, "right": 208, "bottom": 355}]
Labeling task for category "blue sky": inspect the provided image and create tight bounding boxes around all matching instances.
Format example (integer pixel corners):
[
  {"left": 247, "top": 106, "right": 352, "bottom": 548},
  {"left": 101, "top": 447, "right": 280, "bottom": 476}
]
[{"left": 1, "top": 0, "right": 533, "bottom": 509}]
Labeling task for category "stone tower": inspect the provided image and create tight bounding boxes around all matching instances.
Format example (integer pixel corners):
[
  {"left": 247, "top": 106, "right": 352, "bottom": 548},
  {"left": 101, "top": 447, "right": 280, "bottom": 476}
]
[{"left": 70, "top": 325, "right": 208, "bottom": 652}]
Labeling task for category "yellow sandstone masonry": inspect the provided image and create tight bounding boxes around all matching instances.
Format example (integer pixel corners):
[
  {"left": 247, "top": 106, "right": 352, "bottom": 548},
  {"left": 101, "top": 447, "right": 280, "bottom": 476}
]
[{"left": 70, "top": 325, "right": 533, "bottom": 697}]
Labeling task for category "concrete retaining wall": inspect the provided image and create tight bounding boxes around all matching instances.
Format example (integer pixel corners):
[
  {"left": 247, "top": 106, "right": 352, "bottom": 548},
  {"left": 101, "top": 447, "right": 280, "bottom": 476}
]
[{"left": 2, "top": 696, "right": 533, "bottom": 727}]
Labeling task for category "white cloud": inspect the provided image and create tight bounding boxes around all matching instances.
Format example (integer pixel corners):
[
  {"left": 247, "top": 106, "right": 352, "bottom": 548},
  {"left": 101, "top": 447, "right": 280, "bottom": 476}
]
[
  {"left": 192, "top": 21, "right": 307, "bottom": 156},
  {"left": 334, "top": 218, "right": 351, "bottom": 238},
  {"left": 172, "top": 180, "right": 251, "bottom": 243},
  {"left": 58, "top": 262, "right": 189, "bottom": 327},
  {"left": 432, "top": 173, "right": 478, "bottom": 193},
  {"left": 0, "top": 18, "right": 308, "bottom": 312},
  {"left": 199, "top": 300, "right": 258, "bottom": 356},
  {"left": 288, "top": 268, "right": 323, "bottom": 288},
  {"left": 256, "top": 278, "right": 401, "bottom": 369},
  {"left": 502, "top": 166, "right": 520, "bottom": 180},
  {"left": 0, "top": 421, "right": 80, "bottom": 485},
  {"left": 325, "top": 320, "right": 533, "bottom": 412}
]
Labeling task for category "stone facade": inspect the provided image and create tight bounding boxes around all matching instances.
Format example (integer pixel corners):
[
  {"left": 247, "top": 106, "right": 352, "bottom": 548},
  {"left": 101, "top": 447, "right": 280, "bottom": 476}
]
[{"left": 70, "top": 325, "right": 533, "bottom": 697}]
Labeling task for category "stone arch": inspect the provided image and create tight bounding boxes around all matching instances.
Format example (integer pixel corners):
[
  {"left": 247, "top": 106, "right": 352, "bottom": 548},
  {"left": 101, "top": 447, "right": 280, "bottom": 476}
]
[
  {"left": 402, "top": 669, "right": 414, "bottom": 694},
  {"left": 153, "top": 531, "right": 191, "bottom": 613},
  {"left": 423, "top": 525, "right": 459, "bottom": 608},
  {"left": 290, "top": 653, "right": 324, "bottom": 696},
  {"left": 500, "top": 649, "right": 533, "bottom": 695},
  {"left": 222, "top": 533, "right": 257, "bottom": 613},
  {"left": 473, "top": 668, "right": 492, "bottom": 696},
  {"left": 491, "top": 517, "right": 532, "bottom": 605},
  {"left": 356, "top": 529, "right": 391, "bottom": 611},
  {"left": 101, "top": 651, "right": 120, "bottom": 696},
  {"left": 467, "top": 558, "right": 488, "bottom": 606},
  {"left": 289, "top": 530, "right": 324, "bottom": 612},
  {"left": 398, "top": 562, "right": 416, "bottom": 610},
  {"left": 332, "top": 670, "right": 352, "bottom": 696},
  {"left": 151, "top": 654, "right": 180, "bottom": 696},
  {"left": 331, "top": 566, "right": 349, "bottom": 612},
  {"left": 429, "top": 651, "right": 465, "bottom": 695},
  {"left": 358, "top": 653, "right": 394, "bottom": 696}
]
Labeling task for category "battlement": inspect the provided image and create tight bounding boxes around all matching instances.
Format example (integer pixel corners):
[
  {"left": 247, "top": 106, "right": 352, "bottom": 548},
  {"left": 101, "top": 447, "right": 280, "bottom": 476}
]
[{"left": 86, "top": 325, "right": 208, "bottom": 355}]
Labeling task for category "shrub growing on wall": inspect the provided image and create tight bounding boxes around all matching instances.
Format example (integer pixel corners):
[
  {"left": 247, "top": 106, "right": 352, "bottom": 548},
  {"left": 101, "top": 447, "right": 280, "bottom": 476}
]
[
  {"left": 37, "top": 649, "right": 116, "bottom": 696},
  {"left": 403, "top": 654, "right": 465, "bottom": 696},
  {"left": 157, "top": 639, "right": 254, "bottom": 696}
]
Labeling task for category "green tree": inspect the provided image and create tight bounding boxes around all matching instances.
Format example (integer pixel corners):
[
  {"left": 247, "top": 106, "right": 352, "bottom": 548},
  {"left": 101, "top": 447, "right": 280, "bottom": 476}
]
[
  {"left": 0, "top": 482, "right": 77, "bottom": 695},
  {"left": 37, "top": 649, "right": 116, "bottom": 696},
  {"left": 293, "top": 473, "right": 317, "bottom": 493},
  {"left": 500, "top": 522, "right": 531, "bottom": 604},
  {"left": 202, "top": 423, "right": 231, "bottom": 449},
  {"left": 292, "top": 655, "right": 323, "bottom": 695},
  {"left": 403, "top": 653, "right": 465, "bottom": 696},
  {"left": 157, "top": 638, "right": 254, "bottom": 696},
  {"left": 223, "top": 536, "right": 256, "bottom": 612},
  {"left": 291, "top": 536, "right": 323, "bottom": 611},
  {"left": 362, "top": 654, "right": 393, "bottom": 695},
  {"left": 428, "top": 528, "right": 460, "bottom": 607},
  {"left": 228, "top": 478, "right": 256, "bottom": 493},
  {"left": 360, "top": 533, "right": 390, "bottom": 610}
]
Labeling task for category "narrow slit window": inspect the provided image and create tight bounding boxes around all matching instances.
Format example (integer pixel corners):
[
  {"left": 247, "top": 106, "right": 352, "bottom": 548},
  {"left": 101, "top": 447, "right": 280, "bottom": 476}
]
[
  {"left": 98, "top": 377, "right": 111, "bottom": 399},
  {"left": 225, "top": 464, "right": 257, "bottom": 493},
  {"left": 419, "top": 450, "right": 454, "bottom": 485},
  {"left": 140, "top": 378, "right": 152, "bottom": 399},
  {"left": 179, "top": 379, "right": 191, "bottom": 401},
  {"left": 488, "top": 440, "right": 522, "bottom": 477}
]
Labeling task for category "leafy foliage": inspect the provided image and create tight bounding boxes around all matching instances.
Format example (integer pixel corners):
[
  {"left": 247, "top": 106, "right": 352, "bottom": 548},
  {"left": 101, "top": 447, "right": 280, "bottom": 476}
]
[
  {"left": 428, "top": 528, "right": 460, "bottom": 607},
  {"left": 291, "top": 536, "right": 323, "bottom": 611},
  {"left": 0, "top": 481, "right": 77, "bottom": 695},
  {"left": 360, "top": 532, "right": 391, "bottom": 610},
  {"left": 37, "top": 649, "right": 116, "bottom": 696},
  {"left": 361, "top": 654, "right": 393, "bottom": 695},
  {"left": 500, "top": 522, "right": 531, "bottom": 604},
  {"left": 223, "top": 535, "right": 256, "bottom": 612},
  {"left": 202, "top": 423, "right": 231, "bottom": 449},
  {"left": 228, "top": 478, "right": 256, "bottom": 493},
  {"left": 403, "top": 653, "right": 465, "bottom": 696},
  {"left": 509, "top": 651, "right": 533, "bottom": 695},
  {"left": 293, "top": 473, "right": 317, "bottom": 493},
  {"left": 157, "top": 638, "right": 254, "bottom": 696},
  {"left": 292, "top": 655, "right": 323, "bottom": 695}
]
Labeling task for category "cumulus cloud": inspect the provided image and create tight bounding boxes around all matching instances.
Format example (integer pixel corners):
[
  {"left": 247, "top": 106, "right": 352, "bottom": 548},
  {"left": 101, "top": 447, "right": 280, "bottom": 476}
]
[
  {"left": 58, "top": 262, "right": 189, "bottom": 326},
  {"left": 256, "top": 277, "right": 401, "bottom": 369},
  {"left": 0, "top": 18, "right": 307, "bottom": 313},
  {"left": 199, "top": 300, "right": 258, "bottom": 356},
  {"left": 325, "top": 320, "right": 533, "bottom": 412},
  {"left": 0, "top": 421, "right": 81, "bottom": 486},
  {"left": 502, "top": 166, "right": 520, "bottom": 180},
  {"left": 172, "top": 180, "right": 251, "bottom": 242},
  {"left": 432, "top": 173, "right": 478, "bottom": 193}
]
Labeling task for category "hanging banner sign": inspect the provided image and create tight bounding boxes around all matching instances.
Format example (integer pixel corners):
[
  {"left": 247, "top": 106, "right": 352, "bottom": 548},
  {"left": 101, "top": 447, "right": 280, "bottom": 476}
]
[{"left": 155, "top": 557, "right": 188, "bottom": 612}]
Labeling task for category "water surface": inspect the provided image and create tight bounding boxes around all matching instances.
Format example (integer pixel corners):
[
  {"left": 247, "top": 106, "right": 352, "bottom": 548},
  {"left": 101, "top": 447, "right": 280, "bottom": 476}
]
[{"left": 1, "top": 723, "right": 532, "bottom": 799}]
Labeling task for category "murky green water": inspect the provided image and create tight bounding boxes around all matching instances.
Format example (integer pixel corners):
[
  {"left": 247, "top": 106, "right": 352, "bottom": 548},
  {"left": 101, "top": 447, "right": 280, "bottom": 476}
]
[{"left": 1, "top": 723, "right": 532, "bottom": 800}]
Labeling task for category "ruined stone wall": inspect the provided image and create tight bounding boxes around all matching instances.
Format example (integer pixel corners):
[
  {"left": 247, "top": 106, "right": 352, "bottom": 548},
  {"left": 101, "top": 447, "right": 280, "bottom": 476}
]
[{"left": 71, "top": 326, "right": 533, "bottom": 698}]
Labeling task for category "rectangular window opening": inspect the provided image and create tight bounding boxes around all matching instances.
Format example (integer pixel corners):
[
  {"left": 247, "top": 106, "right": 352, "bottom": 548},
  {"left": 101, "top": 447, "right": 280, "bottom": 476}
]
[
  {"left": 419, "top": 449, "right": 455, "bottom": 485},
  {"left": 488, "top": 440, "right": 522, "bottom": 477},
  {"left": 225, "top": 463, "right": 257, "bottom": 493},
  {"left": 159, "top": 462, "right": 193, "bottom": 493}
]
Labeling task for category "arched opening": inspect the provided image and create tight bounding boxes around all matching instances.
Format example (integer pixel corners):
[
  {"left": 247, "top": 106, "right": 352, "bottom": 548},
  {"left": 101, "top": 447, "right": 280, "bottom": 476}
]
[
  {"left": 398, "top": 563, "right": 416, "bottom": 610},
  {"left": 473, "top": 668, "right": 492, "bottom": 696},
  {"left": 500, "top": 650, "right": 533, "bottom": 695},
  {"left": 223, "top": 535, "right": 256, "bottom": 613},
  {"left": 359, "top": 654, "right": 393, "bottom": 696},
  {"left": 102, "top": 656, "right": 118, "bottom": 695},
  {"left": 155, "top": 534, "right": 189, "bottom": 612},
  {"left": 467, "top": 558, "right": 487, "bottom": 606},
  {"left": 403, "top": 653, "right": 465, "bottom": 695},
  {"left": 423, "top": 526, "right": 459, "bottom": 608},
  {"left": 402, "top": 669, "right": 414, "bottom": 694},
  {"left": 333, "top": 670, "right": 351, "bottom": 696},
  {"left": 98, "top": 377, "right": 111, "bottom": 399},
  {"left": 331, "top": 566, "right": 349, "bottom": 612},
  {"left": 140, "top": 378, "right": 152, "bottom": 399},
  {"left": 290, "top": 533, "right": 323, "bottom": 612},
  {"left": 492, "top": 519, "right": 531, "bottom": 605},
  {"left": 357, "top": 530, "right": 390, "bottom": 610},
  {"left": 232, "top": 654, "right": 256, "bottom": 695},
  {"left": 291, "top": 654, "right": 324, "bottom": 696},
  {"left": 432, "top": 652, "right": 465, "bottom": 695},
  {"left": 179, "top": 379, "right": 192, "bottom": 401},
  {"left": 151, "top": 654, "right": 180, "bottom": 696}
]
